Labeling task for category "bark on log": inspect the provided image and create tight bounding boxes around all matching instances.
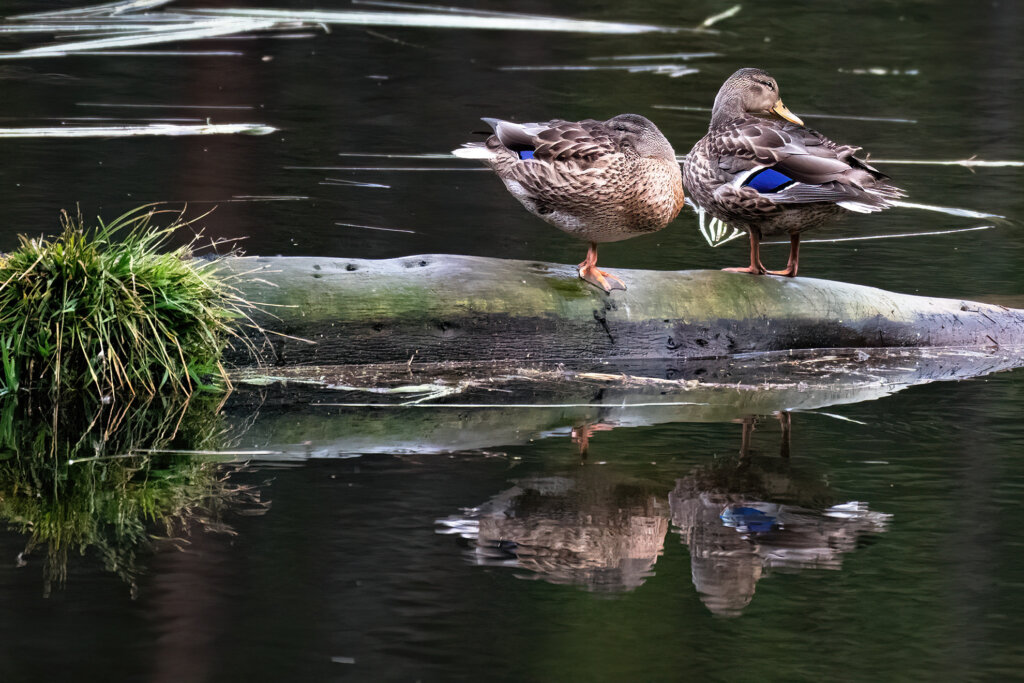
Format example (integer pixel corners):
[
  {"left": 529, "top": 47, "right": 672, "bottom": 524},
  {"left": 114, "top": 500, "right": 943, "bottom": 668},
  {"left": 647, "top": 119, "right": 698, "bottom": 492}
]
[{"left": 221, "top": 254, "right": 1024, "bottom": 366}]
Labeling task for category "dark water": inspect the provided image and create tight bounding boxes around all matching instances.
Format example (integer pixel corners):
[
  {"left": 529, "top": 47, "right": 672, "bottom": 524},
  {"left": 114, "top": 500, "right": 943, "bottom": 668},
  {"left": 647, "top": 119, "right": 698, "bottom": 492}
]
[{"left": 2, "top": 1, "right": 1024, "bottom": 681}]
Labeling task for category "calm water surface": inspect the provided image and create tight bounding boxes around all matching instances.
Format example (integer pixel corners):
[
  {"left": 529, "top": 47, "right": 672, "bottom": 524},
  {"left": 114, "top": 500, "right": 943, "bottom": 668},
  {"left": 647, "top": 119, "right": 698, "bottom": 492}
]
[{"left": 1, "top": 0, "right": 1024, "bottom": 681}]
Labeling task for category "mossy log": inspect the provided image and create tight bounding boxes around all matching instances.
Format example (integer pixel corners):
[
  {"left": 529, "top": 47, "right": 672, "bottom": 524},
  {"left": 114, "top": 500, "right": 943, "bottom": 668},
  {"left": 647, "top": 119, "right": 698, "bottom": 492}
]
[{"left": 222, "top": 254, "right": 1024, "bottom": 366}]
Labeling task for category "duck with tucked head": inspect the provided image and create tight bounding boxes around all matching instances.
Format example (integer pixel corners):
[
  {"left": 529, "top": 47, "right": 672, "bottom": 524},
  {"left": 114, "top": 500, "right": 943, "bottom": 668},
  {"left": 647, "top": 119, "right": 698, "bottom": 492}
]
[
  {"left": 454, "top": 114, "right": 685, "bottom": 292},
  {"left": 683, "top": 68, "right": 904, "bottom": 276}
]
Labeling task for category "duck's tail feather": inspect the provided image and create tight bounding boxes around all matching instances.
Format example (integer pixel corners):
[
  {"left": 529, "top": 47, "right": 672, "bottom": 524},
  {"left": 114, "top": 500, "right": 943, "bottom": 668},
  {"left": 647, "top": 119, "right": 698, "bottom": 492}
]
[
  {"left": 452, "top": 143, "right": 496, "bottom": 160},
  {"left": 837, "top": 182, "right": 906, "bottom": 213}
]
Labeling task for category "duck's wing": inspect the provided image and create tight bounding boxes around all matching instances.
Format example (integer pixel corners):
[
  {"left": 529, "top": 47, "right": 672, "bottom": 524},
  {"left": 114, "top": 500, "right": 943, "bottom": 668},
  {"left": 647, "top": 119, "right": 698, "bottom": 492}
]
[
  {"left": 715, "top": 118, "right": 903, "bottom": 212},
  {"left": 484, "top": 118, "right": 620, "bottom": 190},
  {"left": 494, "top": 119, "right": 615, "bottom": 162}
]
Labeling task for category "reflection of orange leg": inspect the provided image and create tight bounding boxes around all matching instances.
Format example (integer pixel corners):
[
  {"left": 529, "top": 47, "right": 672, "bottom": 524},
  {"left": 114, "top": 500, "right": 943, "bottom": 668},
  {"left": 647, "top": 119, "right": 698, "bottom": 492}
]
[
  {"left": 777, "top": 411, "right": 791, "bottom": 458},
  {"left": 571, "top": 421, "right": 615, "bottom": 461},
  {"left": 578, "top": 242, "right": 626, "bottom": 292},
  {"left": 738, "top": 416, "right": 756, "bottom": 458},
  {"left": 724, "top": 229, "right": 767, "bottom": 275},
  {"left": 767, "top": 234, "right": 800, "bottom": 277}
]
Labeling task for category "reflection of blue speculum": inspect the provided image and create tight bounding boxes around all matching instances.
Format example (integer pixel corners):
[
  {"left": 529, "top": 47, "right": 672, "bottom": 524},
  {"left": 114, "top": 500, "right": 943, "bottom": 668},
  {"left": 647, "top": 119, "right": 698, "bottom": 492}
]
[{"left": 721, "top": 504, "right": 779, "bottom": 533}]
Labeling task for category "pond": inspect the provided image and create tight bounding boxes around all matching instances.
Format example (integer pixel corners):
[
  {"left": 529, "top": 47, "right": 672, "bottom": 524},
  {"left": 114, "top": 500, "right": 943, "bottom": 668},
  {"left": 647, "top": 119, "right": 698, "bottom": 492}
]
[{"left": 2, "top": 0, "right": 1024, "bottom": 681}]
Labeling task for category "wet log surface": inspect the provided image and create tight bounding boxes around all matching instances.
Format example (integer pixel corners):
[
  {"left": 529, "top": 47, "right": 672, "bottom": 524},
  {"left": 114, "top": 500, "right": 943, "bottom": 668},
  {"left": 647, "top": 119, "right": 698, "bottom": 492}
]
[{"left": 222, "top": 254, "right": 1024, "bottom": 367}]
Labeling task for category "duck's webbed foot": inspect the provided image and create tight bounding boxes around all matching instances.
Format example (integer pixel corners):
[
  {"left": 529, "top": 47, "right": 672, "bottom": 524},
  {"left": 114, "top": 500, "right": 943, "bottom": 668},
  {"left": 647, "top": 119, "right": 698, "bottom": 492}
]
[
  {"left": 723, "top": 265, "right": 767, "bottom": 275},
  {"left": 767, "top": 234, "right": 800, "bottom": 277},
  {"left": 723, "top": 229, "right": 767, "bottom": 275},
  {"left": 578, "top": 242, "right": 626, "bottom": 292},
  {"left": 579, "top": 265, "right": 626, "bottom": 292},
  {"left": 766, "top": 266, "right": 797, "bottom": 277}
]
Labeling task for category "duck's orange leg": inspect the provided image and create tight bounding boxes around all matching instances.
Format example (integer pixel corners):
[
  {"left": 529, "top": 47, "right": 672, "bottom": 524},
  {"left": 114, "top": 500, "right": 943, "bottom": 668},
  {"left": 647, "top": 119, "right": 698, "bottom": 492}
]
[
  {"left": 723, "top": 229, "right": 767, "bottom": 275},
  {"left": 572, "top": 421, "right": 616, "bottom": 460},
  {"left": 767, "top": 234, "right": 800, "bottom": 277},
  {"left": 578, "top": 242, "right": 626, "bottom": 292},
  {"left": 777, "top": 411, "right": 792, "bottom": 458}
]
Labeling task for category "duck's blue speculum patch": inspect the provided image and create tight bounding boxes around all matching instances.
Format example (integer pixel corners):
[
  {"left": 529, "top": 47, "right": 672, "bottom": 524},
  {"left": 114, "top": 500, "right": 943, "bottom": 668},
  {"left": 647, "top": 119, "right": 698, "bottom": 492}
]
[
  {"left": 745, "top": 167, "right": 796, "bottom": 193},
  {"left": 721, "top": 506, "right": 777, "bottom": 533},
  {"left": 517, "top": 149, "right": 535, "bottom": 160}
]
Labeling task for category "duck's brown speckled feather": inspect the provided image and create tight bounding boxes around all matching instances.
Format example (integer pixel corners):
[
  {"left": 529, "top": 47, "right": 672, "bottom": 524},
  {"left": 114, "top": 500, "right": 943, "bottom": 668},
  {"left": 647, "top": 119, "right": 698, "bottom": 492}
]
[{"left": 465, "top": 116, "right": 684, "bottom": 244}]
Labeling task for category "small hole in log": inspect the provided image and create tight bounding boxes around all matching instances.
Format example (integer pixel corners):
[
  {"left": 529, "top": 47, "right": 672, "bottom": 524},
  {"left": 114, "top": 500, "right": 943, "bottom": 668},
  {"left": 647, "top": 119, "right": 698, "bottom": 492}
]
[{"left": 345, "top": 263, "right": 358, "bottom": 272}]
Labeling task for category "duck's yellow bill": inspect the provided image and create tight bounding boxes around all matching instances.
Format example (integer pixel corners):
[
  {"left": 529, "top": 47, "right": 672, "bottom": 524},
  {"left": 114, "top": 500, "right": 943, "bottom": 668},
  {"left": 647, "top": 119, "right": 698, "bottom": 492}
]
[{"left": 772, "top": 100, "right": 804, "bottom": 126}]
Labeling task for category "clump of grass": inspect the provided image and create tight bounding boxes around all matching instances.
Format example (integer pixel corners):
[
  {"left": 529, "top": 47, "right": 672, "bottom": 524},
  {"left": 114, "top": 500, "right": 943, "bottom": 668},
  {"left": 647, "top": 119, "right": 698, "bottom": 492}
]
[{"left": 0, "top": 206, "right": 248, "bottom": 397}]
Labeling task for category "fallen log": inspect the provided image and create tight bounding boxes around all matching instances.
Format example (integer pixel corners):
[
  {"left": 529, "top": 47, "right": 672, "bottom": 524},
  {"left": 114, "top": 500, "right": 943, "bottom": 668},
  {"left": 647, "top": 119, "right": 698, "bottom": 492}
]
[{"left": 221, "top": 254, "right": 1024, "bottom": 366}]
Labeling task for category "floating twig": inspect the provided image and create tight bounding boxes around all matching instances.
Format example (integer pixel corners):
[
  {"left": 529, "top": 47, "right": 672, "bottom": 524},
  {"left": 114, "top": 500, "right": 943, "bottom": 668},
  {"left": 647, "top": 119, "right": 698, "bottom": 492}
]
[
  {"left": 500, "top": 64, "right": 699, "bottom": 78},
  {"left": 79, "top": 102, "right": 255, "bottom": 109},
  {"left": 0, "top": 18, "right": 286, "bottom": 59},
  {"left": 286, "top": 165, "right": 487, "bottom": 171},
  {"left": 654, "top": 104, "right": 917, "bottom": 124},
  {"left": 335, "top": 221, "right": 416, "bottom": 234},
  {"left": 871, "top": 157, "right": 1024, "bottom": 168},
  {"left": 192, "top": 7, "right": 676, "bottom": 34},
  {"left": 9, "top": 0, "right": 175, "bottom": 20},
  {"left": 587, "top": 52, "right": 719, "bottom": 61},
  {"left": 322, "top": 178, "right": 391, "bottom": 189},
  {"left": 764, "top": 225, "right": 995, "bottom": 245},
  {"left": 838, "top": 67, "right": 920, "bottom": 76},
  {"left": 891, "top": 201, "right": 1002, "bottom": 219},
  {"left": 795, "top": 411, "right": 869, "bottom": 425},
  {"left": 338, "top": 152, "right": 460, "bottom": 159},
  {"left": 76, "top": 49, "right": 245, "bottom": 56},
  {"left": 699, "top": 4, "right": 741, "bottom": 29},
  {"left": 319, "top": 400, "right": 709, "bottom": 409},
  {"left": 0, "top": 122, "right": 276, "bottom": 137}
]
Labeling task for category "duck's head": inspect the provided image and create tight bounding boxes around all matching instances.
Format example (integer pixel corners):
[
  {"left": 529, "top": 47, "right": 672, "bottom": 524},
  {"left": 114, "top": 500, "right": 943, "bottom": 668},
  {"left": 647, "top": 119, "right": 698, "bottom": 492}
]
[
  {"left": 710, "top": 68, "right": 803, "bottom": 128},
  {"left": 604, "top": 113, "right": 677, "bottom": 162}
]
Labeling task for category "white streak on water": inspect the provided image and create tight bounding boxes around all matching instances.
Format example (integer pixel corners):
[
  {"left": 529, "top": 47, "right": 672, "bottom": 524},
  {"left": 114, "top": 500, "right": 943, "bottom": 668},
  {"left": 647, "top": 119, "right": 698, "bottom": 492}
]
[
  {"left": 0, "top": 122, "right": 275, "bottom": 136},
  {"left": 192, "top": 8, "right": 676, "bottom": 34},
  {"left": 891, "top": 201, "right": 1003, "bottom": 219},
  {"left": 335, "top": 221, "right": 416, "bottom": 234},
  {"left": 763, "top": 225, "right": 995, "bottom": 245}
]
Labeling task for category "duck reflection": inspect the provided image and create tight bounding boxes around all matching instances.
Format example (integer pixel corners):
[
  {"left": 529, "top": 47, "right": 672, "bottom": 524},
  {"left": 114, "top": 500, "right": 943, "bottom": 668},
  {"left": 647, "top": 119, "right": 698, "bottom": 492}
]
[
  {"left": 670, "top": 418, "right": 890, "bottom": 617},
  {"left": 737, "top": 412, "right": 791, "bottom": 458},
  {"left": 439, "top": 464, "right": 669, "bottom": 592},
  {"left": 439, "top": 414, "right": 890, "bottom": 613}
]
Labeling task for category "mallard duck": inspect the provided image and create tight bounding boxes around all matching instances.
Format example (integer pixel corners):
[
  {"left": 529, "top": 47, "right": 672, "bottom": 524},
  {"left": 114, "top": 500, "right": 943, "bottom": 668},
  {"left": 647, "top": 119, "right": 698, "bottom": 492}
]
[
  {"left": 683, "top": 68, "right": 904, "bottom": 276},
  {"left": 453, "top": 114, "right": 684, "bottom": 292}
]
